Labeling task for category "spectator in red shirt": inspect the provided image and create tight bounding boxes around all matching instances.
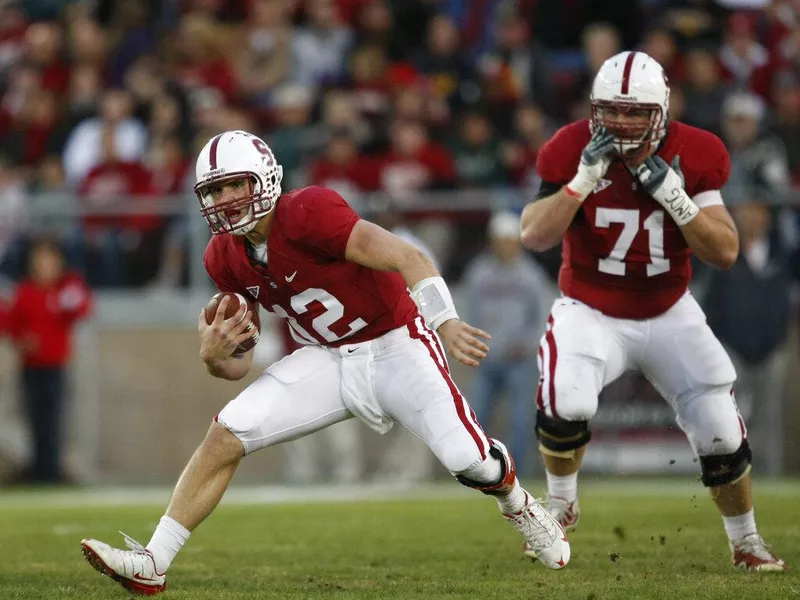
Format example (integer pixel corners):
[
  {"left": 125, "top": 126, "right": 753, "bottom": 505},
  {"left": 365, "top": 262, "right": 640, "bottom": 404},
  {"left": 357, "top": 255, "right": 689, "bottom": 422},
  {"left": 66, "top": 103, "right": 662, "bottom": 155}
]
[
  {"left": 0, "top": 87, "right": 59, "bottom": 168},
  {"left": 72, "top": 125, "right": 160, "bottom": 287},
  {"left": 308, "top": 129, "right": 378, "bottom": 209},
  {"left": 6, "top": 238, "right": 92, "bottom": 484},
  {"left": 719, "top": 12, "right": 773, "bottom": 101},
  {"left": 24, "top": 22, "right": 70, "bottom": 98},
  {"left": 174, "top": 13, "right": 240, "bottom": 105},
  {"left": 378, "top": 118, "right": 455, "bottom": 199},
  {"left": 348, "top": 43, "right": 394, "bottom": 125}
]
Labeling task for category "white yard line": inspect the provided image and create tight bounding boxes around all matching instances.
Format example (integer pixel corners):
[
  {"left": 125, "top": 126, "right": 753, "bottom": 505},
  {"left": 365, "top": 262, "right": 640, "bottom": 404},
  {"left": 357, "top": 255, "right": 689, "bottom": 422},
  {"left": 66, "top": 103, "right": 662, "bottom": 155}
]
[{"left": 1, "top": 479, "right": 799, "bottom": 509}]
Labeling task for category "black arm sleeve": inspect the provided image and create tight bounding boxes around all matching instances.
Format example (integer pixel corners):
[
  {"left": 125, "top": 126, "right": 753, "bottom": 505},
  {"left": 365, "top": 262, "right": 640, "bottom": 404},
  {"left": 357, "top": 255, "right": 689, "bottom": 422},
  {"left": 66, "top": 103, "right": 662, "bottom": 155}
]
[{"left": 536, "top": 180, "right": 562, "bottom": 200}]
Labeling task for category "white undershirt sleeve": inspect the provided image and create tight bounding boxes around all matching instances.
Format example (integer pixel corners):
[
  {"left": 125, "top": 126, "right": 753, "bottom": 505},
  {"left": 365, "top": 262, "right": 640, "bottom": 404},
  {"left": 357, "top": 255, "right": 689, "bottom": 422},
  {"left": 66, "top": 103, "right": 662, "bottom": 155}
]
[{"left": 693, "top": 190, "right": 724, "bottom": 208}]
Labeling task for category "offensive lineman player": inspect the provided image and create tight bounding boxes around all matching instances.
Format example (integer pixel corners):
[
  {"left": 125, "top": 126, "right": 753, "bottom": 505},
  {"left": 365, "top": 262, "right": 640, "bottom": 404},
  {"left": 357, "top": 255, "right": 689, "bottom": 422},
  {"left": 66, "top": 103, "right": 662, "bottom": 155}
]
[
  {"left": 521, "top": 51, "right": 785, "bottom": 571},
  {"left": 79, "top": 129, "right": 570, "bottom": 595}
]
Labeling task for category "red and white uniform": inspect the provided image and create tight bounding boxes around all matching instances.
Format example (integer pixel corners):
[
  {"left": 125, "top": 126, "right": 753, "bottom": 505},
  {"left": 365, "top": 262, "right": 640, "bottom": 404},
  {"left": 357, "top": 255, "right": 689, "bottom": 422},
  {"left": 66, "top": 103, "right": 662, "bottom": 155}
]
[
  {"left": 205, "top": 186, "right": 417, "bottom": 347},
  {"left": 204, "top": 186, "right": 490, "bottom": 470},
  {"left": 534, "top": 121, "right": 742, "bottom": 457},
  {"left": 538, "top": 119, "right": 729, "bottom": 320}
]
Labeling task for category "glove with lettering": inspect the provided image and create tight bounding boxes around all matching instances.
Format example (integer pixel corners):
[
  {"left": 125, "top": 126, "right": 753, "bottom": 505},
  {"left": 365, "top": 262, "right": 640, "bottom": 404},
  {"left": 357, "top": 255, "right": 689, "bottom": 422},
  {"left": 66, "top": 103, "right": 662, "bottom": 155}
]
[{"left": 636, "top": 155, "right": 698, "bottom": 227}]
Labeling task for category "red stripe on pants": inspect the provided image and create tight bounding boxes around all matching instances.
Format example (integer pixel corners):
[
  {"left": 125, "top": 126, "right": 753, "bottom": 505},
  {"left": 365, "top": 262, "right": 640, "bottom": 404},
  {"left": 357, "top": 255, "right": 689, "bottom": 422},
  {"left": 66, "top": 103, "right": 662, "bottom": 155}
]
[
  {"left": 407, "top": 319, "right": 488, "bottom": 460},
  {"left": 545, "top": 314, "right": 559, "bottom": 418}
]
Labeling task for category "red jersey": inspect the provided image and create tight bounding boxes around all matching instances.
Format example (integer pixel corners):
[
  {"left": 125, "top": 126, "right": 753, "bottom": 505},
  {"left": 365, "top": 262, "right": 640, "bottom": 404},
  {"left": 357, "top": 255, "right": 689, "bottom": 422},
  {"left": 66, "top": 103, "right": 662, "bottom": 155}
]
[
  {"left": 204, "top": 186, "right": 419, "bottom": 347},
  {"left": 7, "top": 273, "right": 93, "bottom": 368},
  {"left": 378, "top": 144, "right": 455, "bottom": 193},
  {"left": 79, "top": 160, "right": 161, "bottom": 232},
  {"left": 309, "top": 155, "right": 380, "bottom": 192},
  {"left": 536, "top": 120, "right": 730, "bottom": 319}
]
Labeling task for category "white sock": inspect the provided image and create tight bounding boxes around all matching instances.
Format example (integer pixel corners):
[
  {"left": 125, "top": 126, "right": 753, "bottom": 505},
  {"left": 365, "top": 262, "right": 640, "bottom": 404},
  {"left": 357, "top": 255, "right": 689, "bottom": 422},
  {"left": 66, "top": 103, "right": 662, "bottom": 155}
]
[
  {"left": 546, "top": 471, "right": 578, "bottom": 502},
  {"left": 495, "top": 479, "right": 528, "bottom": 514},
  {"left": 722, "top": 509, "right": 757, "bottom": 542},
  {"left": 146, "top": 516, "right": 191, "bottom": 573}
]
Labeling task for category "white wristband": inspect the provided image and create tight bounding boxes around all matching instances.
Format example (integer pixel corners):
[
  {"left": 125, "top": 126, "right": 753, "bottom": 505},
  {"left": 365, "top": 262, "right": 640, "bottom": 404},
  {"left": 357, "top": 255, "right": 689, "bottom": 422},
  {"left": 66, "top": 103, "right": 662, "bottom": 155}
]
[
  {"left": 410, "top": 276, "right": 459, "bottom": 330},
  {"left": 662, "top": 189, "right": 699, "bottom": 227}
]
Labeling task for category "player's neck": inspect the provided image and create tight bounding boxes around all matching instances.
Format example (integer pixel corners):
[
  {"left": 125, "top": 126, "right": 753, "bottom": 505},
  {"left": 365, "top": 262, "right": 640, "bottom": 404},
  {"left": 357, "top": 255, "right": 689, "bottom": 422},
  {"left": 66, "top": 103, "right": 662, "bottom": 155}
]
[{"left": 244, "top": 211, "right": 274, "bottom": 247}]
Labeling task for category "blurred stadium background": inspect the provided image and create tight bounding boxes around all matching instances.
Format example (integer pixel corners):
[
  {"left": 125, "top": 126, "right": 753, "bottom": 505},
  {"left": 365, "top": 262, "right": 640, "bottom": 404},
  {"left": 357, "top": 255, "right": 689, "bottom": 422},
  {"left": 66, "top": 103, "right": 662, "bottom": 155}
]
[{"left": 0, "top": 0, "right": 799, "bottom": 493}]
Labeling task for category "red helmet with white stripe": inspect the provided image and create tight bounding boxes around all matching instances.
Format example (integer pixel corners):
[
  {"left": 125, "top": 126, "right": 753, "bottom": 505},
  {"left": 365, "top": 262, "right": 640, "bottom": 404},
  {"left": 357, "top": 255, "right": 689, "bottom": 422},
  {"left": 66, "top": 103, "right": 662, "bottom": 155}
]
[
  {"left": 590, "top": 51, "right": 670, "bottom": 161},
  {"left": 194, "top": 130, "right": 284, "bottom": 235}
]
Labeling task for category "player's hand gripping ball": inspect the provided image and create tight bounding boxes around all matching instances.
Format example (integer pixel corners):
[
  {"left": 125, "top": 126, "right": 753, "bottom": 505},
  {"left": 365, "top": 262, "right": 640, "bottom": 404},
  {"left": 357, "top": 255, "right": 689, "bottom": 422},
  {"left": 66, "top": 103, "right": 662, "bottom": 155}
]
[{"left": 203, "top": 292, "right": 261, "bottom": 356}]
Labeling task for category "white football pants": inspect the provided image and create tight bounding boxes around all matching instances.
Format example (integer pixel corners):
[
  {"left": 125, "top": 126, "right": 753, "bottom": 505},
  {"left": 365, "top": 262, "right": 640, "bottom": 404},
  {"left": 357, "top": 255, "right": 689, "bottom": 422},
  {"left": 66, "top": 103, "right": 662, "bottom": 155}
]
[
  {"left": 216, "top": 317, "right": 492, "bottom": 474},
  {"left": 537, "top": 292, "right": 745, "bottom": 456}
]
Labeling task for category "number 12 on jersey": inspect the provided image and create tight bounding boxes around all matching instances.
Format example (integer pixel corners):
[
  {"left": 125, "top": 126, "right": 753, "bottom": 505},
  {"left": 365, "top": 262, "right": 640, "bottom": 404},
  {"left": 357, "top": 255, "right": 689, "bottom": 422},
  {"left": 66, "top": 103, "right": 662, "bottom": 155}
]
[
  {"left": 595, "top": 208, "right": 670, "bottom": 277},
  {"left": 272, "top": 288, "right": 368, "bottom": 344}
]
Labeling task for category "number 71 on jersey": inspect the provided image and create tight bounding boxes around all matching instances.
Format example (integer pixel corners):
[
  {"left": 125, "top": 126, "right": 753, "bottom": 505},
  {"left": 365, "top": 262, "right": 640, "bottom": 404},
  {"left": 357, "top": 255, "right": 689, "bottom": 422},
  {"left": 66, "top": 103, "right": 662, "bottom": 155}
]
[{"left": 595, "top": 208, "right": 670, "bottom": 277}]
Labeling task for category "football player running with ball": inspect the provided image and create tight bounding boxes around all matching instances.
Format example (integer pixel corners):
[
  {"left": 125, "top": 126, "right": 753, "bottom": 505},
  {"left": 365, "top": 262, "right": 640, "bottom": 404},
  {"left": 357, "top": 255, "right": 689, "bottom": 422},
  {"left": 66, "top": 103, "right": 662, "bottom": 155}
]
[
  {"left": 79, "top": 130, "right": 570, "bottom": 595},
  {"left": 520, "top": 51, "right": 785, "bottom": 572}
]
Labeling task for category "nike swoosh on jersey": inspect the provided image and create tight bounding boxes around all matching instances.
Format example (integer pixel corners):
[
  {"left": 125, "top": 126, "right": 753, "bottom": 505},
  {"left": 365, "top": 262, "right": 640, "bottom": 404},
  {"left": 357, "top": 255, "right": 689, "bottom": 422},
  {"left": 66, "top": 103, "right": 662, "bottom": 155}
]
[{"left": 285, "top": 271, "right": 297, "bottom": 282}]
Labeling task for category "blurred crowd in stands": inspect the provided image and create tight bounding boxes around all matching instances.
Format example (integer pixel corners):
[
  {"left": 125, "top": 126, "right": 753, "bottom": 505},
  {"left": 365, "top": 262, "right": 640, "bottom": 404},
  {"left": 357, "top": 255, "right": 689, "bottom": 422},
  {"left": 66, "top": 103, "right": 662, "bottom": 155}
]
[
  {"left": 1, "top": 0, "right": 800, "bottom": 483},
  {"left": 0, "top": 0, "right": 798, "bottom": 288}
]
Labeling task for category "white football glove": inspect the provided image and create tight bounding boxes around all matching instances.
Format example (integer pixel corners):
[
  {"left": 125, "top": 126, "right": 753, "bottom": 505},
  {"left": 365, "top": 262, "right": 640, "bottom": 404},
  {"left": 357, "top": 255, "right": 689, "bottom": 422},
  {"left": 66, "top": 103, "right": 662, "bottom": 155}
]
[
  {"left": 635, "top": 155, "right": 699, "bottom": 227},
  {"left": 565, "top": 126, "right": 616, "bottom": 202}
]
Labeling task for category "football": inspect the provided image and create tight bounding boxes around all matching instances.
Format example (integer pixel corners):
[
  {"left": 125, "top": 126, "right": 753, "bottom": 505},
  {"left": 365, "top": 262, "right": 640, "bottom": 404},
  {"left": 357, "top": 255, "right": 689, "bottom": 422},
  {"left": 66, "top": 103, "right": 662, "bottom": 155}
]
[{"left": 203, "top": 292, "right": 261, "bottom": 356}]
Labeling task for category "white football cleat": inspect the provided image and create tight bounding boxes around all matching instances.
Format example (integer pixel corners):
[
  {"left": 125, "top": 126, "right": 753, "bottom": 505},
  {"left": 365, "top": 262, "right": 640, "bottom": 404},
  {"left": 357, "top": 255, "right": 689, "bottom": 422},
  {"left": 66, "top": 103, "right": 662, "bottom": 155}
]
[
  {"left": 730, "top": 534, "right": 786, "bottom": 572},
  {"left": 547, "top": 495, "right": 581, "bottom": 533},
  {"left": 507, "top": 491, "right": 570, "bottom": 569},
  {"left": 81, "top": 532, "right": 167, "bottom": 595}
]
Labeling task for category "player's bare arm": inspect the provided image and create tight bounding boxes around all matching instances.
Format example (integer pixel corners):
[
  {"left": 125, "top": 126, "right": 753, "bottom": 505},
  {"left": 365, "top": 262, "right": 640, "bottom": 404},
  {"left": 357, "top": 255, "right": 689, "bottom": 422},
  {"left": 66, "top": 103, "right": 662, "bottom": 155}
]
[
  {"left": 636, "top": 155, "right": 738, "bottom": 269},
  {"left": 521, "top": 127, "right": 616, "bottom": 252},
  {"left": 678, "top": 205, "right": 739, "bottom": 269},
  {"left": 520, "top": 190, "right": 582, "bottom": 251},
  {"left": 345, "top": 219, "right": 490, "bottom": 367},
  {"left": 345, "top": 219, "right": 438, "bottom": 282},
  {"left": 197, "top": 295, "right": 255, "bottom": 380}
]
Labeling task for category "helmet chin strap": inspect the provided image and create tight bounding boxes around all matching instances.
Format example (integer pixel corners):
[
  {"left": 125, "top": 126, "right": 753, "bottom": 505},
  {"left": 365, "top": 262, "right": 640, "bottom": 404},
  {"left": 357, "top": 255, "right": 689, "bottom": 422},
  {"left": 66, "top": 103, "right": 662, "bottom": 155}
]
[
  {"left": 230, "top": 197, "right": 277, "bottom": 236},
  {"left": 232, "top": 222, "right": 259, "bottom": 236}
]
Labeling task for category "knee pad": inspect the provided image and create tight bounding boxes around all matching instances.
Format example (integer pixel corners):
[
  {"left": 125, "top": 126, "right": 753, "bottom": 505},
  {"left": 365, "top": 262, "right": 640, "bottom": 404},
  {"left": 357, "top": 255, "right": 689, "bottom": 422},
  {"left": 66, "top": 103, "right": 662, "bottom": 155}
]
[
  {"left": 455, "top": 439, "right": 517, "bottom": 496},
  {"left": 699, "top": 440, "right": 752, "bottom": 487},
  {"left": 536, "top": 411, "right": 591, "bottom": 458}
]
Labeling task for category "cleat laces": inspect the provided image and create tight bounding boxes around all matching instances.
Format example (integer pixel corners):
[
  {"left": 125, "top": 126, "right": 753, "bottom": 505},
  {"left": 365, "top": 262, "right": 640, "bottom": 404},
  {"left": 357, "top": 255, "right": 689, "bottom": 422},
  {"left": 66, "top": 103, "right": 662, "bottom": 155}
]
[
  {"left": 121, "top": 531, "right": 148, "bottom": 553},
  {"left": 507, "top": 495, "right": 558, "bottom": 549}
]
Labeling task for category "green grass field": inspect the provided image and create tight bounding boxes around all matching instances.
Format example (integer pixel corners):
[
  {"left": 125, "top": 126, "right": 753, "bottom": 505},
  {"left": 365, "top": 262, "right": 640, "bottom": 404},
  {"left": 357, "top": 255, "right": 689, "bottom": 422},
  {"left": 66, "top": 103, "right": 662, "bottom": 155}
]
[{"left": 0, "top": 480, "right": 797, "bottom": 600}]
